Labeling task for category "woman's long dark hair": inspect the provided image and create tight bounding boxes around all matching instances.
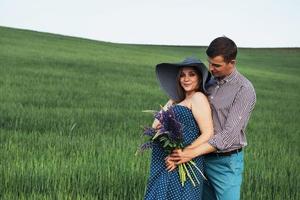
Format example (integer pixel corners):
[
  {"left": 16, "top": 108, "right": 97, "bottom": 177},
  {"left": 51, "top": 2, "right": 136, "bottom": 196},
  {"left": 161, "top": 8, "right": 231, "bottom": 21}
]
[{"left": 175, "top": 66, "right": 203, "bottom": 103}]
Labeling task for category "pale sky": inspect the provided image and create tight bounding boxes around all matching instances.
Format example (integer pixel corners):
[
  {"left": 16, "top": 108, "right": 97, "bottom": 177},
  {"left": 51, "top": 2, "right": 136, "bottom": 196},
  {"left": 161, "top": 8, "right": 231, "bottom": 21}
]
[{"left": 1, "top": 0, "right": 300, "bottom": 47}]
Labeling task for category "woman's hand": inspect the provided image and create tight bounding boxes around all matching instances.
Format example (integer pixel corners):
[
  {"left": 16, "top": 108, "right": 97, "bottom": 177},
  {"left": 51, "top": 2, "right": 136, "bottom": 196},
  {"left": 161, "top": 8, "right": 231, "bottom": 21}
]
[
  {"left": 155, "top": 123, "right": 162, "bottom": 130},
  {"left": 165, "top": 156, "right": 177, "bottom": 172},
  {"left": 152, "top": 120, "right": 162, "bottom": 130},
  {"left": 168, "top": 148, "right": 196, "bottom": 165}
]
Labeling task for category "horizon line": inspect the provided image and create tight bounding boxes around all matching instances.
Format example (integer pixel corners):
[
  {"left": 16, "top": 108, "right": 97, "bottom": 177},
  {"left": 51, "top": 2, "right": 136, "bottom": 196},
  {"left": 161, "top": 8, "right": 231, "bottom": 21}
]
[{"left": 1, "top": 25, "right": 300, "bottom": 49}]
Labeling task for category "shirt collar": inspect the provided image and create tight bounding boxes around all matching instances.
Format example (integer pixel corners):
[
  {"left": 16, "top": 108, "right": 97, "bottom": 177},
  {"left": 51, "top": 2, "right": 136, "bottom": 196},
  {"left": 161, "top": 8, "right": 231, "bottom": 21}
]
[{"left": 216, "top": 69, "right": 238, "bottom": 85}]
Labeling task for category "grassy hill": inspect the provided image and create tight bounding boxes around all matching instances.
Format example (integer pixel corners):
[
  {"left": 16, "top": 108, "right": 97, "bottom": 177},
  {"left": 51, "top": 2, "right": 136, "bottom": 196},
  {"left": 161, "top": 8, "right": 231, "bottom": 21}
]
[{"left": 0, "top": 26, "right": 299, "bottom": 199}]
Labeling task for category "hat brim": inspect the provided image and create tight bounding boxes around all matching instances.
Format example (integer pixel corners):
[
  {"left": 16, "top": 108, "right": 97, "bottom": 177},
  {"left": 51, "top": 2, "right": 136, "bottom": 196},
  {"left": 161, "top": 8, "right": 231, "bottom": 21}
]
[{"left": 156, "top": 60, "right": 211, "bottom": 101}]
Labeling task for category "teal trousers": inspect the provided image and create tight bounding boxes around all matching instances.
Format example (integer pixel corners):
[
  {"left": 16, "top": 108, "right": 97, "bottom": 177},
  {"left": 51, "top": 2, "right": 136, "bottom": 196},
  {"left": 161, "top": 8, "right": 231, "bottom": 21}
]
[{"left": 203, "top": 151, "right": 244, "bottom": 200}]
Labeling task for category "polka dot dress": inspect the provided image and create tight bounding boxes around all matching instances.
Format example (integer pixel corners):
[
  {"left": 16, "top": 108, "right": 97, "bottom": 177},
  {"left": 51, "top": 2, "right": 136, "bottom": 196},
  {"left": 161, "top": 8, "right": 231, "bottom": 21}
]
[{"left": 144, "top": 105, "right": 204, "bottom": 200}]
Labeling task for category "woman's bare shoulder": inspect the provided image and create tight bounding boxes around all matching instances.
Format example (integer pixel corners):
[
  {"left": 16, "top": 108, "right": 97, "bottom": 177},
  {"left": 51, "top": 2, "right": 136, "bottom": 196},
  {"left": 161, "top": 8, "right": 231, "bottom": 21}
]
[
  {"left": 191, "top": 92, "right": 207, "bottom": 101},
  {"left": 191, "top": 92, "right": 209, "bottom": 107}
]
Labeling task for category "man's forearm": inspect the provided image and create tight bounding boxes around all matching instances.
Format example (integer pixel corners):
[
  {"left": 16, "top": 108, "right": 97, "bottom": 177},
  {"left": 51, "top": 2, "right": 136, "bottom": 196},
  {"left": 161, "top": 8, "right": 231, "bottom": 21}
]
[
  {"left": 186, "top": 134, "right": 212, "bottom": 149},
  {"left": 192, "top": 142, "right": 217, "bottom": 158}
]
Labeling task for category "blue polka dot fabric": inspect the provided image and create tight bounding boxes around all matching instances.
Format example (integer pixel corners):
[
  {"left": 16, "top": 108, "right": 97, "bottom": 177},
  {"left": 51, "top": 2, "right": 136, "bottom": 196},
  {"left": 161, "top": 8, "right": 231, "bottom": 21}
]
[{"left": 144, "top": 105, "right": 204, "bottom": 200}]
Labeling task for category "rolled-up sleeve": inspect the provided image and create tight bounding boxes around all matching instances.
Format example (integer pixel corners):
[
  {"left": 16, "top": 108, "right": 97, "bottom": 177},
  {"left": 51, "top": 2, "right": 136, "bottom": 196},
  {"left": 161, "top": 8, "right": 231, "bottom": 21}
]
[{"left": 208, "top": 85, "right": 256, "bottom": 151}]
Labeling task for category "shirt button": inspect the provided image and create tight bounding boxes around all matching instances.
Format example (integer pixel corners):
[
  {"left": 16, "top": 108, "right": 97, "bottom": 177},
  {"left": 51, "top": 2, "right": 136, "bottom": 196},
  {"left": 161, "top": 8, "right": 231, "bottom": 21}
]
[
  {"left": 210, "top": 96, "right": 214, "bottom": 99},
  {"left": 216, "top": 85, "right": 219, "bottom": 88}
]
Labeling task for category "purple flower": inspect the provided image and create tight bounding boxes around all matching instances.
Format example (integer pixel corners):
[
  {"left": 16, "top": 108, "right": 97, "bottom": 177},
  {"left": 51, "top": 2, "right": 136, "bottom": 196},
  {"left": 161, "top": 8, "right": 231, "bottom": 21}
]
[
  {"left": 143, "top": 127, "right": 156, "bottom": 137},
  {"left": 156, "top": 106, "right": 183, "bottom": 142},
  {"left": 138, "top": 106, "right": 183, "bottom": 155},
  {"left": 137, "top": 141, "right": 153, "bottom": 154}
]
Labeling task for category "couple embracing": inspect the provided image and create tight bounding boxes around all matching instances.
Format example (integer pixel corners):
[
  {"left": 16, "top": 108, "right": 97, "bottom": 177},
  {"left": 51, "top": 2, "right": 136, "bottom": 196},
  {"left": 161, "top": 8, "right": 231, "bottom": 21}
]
[{"left": 144, "top": 37, "right": 256, "bottom": 200}]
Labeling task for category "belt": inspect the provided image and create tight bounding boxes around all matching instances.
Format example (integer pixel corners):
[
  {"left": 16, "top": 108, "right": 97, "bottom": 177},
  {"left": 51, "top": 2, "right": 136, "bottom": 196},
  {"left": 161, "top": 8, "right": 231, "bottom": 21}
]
[{"left": 206, "top": 148, "right": 242, "bottom": 157}]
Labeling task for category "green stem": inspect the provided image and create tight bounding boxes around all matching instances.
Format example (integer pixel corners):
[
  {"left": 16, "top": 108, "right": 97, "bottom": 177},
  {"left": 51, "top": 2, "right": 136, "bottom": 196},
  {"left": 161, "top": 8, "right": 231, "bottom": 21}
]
[
  {"left": 178, "top": 164, "right": 184, "bottom": 187},
  {"left": 183, "top": 163, "right": 196, "bottom": 187},
  {"left": 187, "top": 162, "right": 200, "bottom": 185},
  {"left": 181, "top": 164, "right": 186, "bottom": 184},
  {"left": 190, "top": 160, "right": 207, "bottom": 180}
]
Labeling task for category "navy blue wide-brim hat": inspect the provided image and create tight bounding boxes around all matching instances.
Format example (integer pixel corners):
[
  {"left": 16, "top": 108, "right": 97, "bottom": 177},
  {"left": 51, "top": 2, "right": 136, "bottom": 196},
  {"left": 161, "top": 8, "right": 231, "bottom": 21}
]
[{"left": 156, "top": 57, "right": 212, "bottom": 101}]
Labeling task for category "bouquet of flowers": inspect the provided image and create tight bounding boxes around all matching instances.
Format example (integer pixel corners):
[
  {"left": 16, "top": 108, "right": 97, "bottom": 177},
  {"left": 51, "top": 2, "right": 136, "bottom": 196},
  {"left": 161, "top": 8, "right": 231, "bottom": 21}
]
[{"left": 136, "top": 105, "right": 206, "bottom": 187}]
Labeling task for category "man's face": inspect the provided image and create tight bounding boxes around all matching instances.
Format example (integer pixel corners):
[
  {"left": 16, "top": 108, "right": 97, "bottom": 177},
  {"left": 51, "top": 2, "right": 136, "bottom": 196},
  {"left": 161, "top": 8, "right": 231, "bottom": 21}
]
[{"left": 207, "top": 55, "right": 235, "bottom": 78}]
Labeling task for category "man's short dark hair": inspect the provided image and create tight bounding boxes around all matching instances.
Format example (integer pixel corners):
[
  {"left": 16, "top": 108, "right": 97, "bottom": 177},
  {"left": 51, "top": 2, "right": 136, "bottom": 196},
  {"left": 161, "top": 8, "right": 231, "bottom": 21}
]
[{"left": 206, "top": 37, "right": 237, "bottom": 63}]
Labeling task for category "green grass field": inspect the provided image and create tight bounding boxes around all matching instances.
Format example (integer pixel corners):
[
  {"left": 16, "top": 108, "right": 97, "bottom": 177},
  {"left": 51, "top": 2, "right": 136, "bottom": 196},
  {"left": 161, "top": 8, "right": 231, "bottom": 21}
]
[{"left": 0, "top": 26, "right": 299, "bottom": 199}]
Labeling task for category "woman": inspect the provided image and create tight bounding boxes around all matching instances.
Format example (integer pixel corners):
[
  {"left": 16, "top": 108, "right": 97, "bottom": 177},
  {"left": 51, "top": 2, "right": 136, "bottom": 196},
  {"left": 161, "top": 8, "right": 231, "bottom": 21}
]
[{"left": 144, "top": 57, "right": 214, "bottom": 199}]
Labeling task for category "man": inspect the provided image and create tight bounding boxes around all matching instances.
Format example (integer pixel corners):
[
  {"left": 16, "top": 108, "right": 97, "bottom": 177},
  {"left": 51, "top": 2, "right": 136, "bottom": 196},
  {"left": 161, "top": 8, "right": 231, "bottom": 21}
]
[{"left": 169, "top": 37, "right": 256, "bottom": 200}]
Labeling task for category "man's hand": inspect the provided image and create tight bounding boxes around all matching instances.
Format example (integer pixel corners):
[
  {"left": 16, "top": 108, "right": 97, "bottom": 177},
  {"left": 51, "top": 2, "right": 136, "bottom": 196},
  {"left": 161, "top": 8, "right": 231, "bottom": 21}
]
[{"left": 168, "top": 148, "right": 196, "bottom": 165}]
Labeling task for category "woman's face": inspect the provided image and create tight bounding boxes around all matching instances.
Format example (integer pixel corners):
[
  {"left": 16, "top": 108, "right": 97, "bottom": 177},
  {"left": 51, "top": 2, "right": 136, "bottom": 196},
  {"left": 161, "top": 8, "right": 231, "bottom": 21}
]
[{"left": 179, "top": 67, "right": 201, "bottom": 93}]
